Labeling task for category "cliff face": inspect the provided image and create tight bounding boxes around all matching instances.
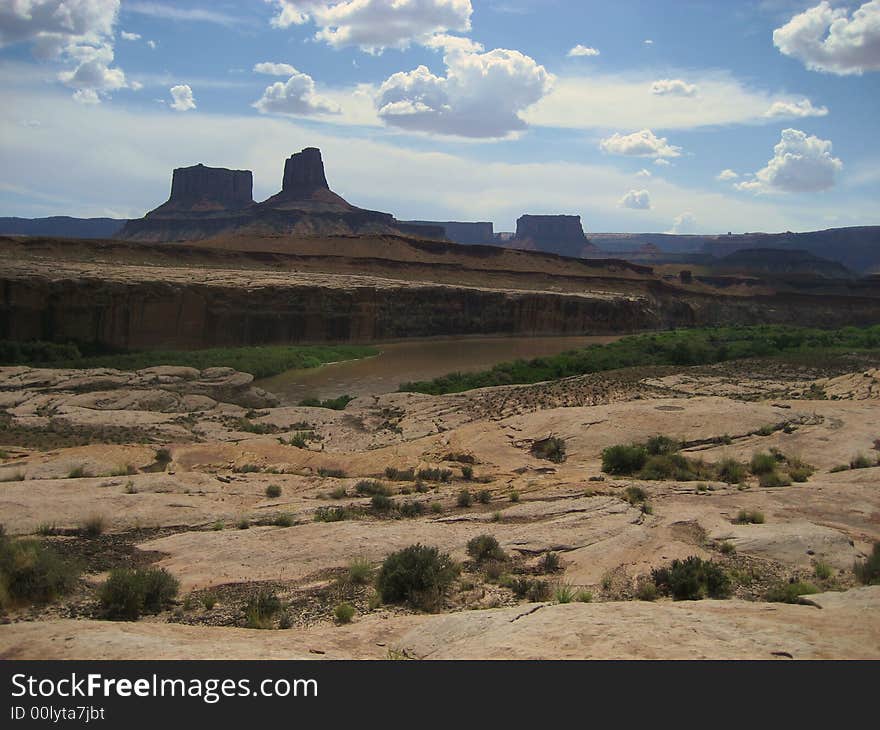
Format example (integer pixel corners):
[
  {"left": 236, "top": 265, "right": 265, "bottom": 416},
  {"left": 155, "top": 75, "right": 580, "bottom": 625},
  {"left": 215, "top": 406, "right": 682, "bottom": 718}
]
[
  {"left": 3, "top": 273, "right": 880, "bottom": 351},
  {"left": 165, "top": 164, "right": 253, "bottom": 212},
  {"left": 281, "top": 147, "right": 329, "bottom": 195},
  {"left": 403, "top": 221, "right": 495, "bottom": 245},
  {"left": 514, "top": 215, "right": 597, "bottom": 258}
]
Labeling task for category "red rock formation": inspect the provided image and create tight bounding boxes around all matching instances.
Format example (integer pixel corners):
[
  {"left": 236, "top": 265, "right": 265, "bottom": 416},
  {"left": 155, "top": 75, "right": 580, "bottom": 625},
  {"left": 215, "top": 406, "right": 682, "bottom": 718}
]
[
  {"left": 514, "top": 215, "right": 593, "bottom": 258},
  {"left": 154, "top": 164, "right": 253, "bottom": 213}
]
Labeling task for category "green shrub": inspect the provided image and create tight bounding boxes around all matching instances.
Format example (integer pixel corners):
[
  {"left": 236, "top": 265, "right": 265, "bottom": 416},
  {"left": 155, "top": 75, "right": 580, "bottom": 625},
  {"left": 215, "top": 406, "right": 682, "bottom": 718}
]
[
  {"left": 0, "top": 535, "right": 79, "bottom": 608},
  {"left": 853, "top": 542, "right": 880, "bottom": 585},
  {"left": 750, "top": 452, "right": 777, "bottom": 475},
  {"left": 759, "top": 471, "right": 791, "bottom": 488},
  {"left": 765, "top": 581, "right": 819, "bottom": 604},
  {"left": 417, "top": 468, "right": 453, "bottom": 483},
  {"left": 575, "top": 590, "right": 593, "bottom": 603},
  {"left": 850, "top": 454, "right": 875, "bottom": 469},
  {"left": 651, "top": 557, "right": 731, "bottom": 600},
  {"left": 645, "top": 435, "right": 681, "bottom": 455},
  {"left": 466, "top": 534, "right": 506, "bottom": 563},
  {"left": 735, "top": 509, "right": 765, "bottom": 524},
  {"left": 347, "top": 558, "right": 373, "bottom": 585},
  {"left": 356, "top": 480, "right": 392, "bottom": 497},
  {"left": 385, "top": 467, "right": 415, "bottom": 481},
  {"left": 461, "top": 466, "right": 474, "bottom": 480},
  {"left": 329, "top": 486, "right": 347, "bottom": 499},
  {"left": 540, "top": 552, "right": 561, "bottom": 573},
  {"left": 636, "top": 582, "right": 658, "bottom": 601},
  {"left": 67, "top": 465, "right": 89, "bottom": 479},
  {"left": 334, "top": 602, "right": 355, "bottom": 624},
  {"left": 456, "top": 489, "right": 472, "bottom": 508},
  {"left": 80, "top": 515, "right": 105, "bottom": 537},
  {"left": 314, "top": 506, "right": 349, "bottom": 522},
  {"left": 531, "top": 436, "right": 566, "bottom": 463},
  {"left": 155, "top": 448, "right": 172, "bottom": 465},
  {"left": 719, "top": 541, "right": 736, "bottom": 555},
  {"left": 245, "top": 590, "right": 282, "bottom": 629},
  {"left": 717, "top": 458, "right": 747, "bottom": 484},
  {"left": 623, "top": 486, "right": 647, "bottom": 504},
  {"left": 430, "top": 501, "right": 443, "bottom": 513},
  {"left": 814, "top": 562, "right": 833, "bottom": 580},
  {"left": 399, "top": 501, "right": 424, "bottom": 518},
  {"left": 377, "top": 544, "right": 459, "bottom": 611},
  {"left": 265, "top": 484, "right": 282, "bottom": 499},
  {"left": 298, "top": 395, "right": 354, "bottom": 410},
  {"left": 99, "top": 567, "right": 179, "bottom": 620},
  {"left": 370, "top": 494, "right": 395, "bottom": 512},
  {"left": 829, "top": 464, "right": 850, "bottom": 473},
  {"left": 788, "top": 465, "right": 813, "bottom": 482},
  {"left": 318, "top": 467, "right": 346, "bottom": 478},
  {"left": 236, "top": 519, "right": 250, "bottom": 530},
  {"left": 272, "top": 513, "right": 294, "bottom": 528},
  {"left": 202, "top": 593, "right": 217, "bottom": 610},
  {"left": 509, "top": 490, "right": 520, "bottom": 503},
  {"left": 601, "top": 444, "right": 647, "bottom": 475},
  {"left": 553, "top": 583, "right": 574, "bottom": 603},
  {"left": 477, "top": 489, "right": 491, "bottom": 504},
  {"left": 286, "top": 432, "right": 311, "bottom": 448}
]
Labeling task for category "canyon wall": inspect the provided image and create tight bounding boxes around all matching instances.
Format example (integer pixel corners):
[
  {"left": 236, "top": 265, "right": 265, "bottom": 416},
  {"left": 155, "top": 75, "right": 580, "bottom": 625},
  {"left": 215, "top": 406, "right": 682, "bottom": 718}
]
[{"left": 3, "top": 274, "right": 880, "bottom": 351}]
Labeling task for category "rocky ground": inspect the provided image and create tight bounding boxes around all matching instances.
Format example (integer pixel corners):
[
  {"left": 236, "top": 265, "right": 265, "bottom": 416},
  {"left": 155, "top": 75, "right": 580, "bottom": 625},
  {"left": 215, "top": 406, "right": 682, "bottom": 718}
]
[{"left": 0, "top": 358, "right": 878, "bottom": 659}]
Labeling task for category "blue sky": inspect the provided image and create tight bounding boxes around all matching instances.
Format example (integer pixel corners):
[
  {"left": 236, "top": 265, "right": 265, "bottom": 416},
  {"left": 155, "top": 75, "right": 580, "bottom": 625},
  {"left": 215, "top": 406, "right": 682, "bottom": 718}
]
[{"left": 1, "top": 0, "right": 879, "bottom": 233}]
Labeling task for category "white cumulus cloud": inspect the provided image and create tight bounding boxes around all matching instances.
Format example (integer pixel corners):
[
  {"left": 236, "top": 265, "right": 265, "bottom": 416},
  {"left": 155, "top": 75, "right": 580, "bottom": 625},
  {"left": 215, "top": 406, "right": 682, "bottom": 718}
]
[
  {"left": 267, "top": 0, "right": 473, "bottom": 53},
  {"left": 376, "top": 42, "right": 553, "bottom": 137},
  {"left": 120, "top": 31, "right": 141, "bottom": 41},
  {"left": 599, "top": 129, "right": 681, "bottom": 158},
  {"left": 169, "top": 84, "right": 196, "bottom": 112},
  {"left": 736, "top": 128, "right": 843, "bottom": 193},
  {"left": 716, "top": 169, "right": 739, "bottom": 181},
  {"left": 253, "top": 67, "right": 340, "bottom": 116},
  {"left": 764, "top": 97, "right": 829, "bottom": 118},
  {"left": 636, "top": 168, "right": 652, "bottom": 177},
  {"left": 568, "top": 44, "right": 599, "bottom": 57},
  {"left": 650, "top": 78, "right": 697, "bottom": 96},
  {"left": 773, "top": 0, "right": 880, "bottom": 75},
  {"left": 619, "top": 189, "right": 652, "bottom": 209}
]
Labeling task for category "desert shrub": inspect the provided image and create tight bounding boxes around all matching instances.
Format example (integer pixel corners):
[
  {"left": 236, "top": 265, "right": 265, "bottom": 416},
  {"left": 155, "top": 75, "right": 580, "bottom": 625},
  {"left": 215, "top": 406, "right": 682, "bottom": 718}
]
[
  {"left": 735, "top": 509, "right": 765, "bottom": 524},
  {"left": 376, "top": 544, "right": 459, "bottom": 611},
  {"left": 456, "top": 489, "right": 472, "bottom": 507},
  {"left": 651, "top": 557, "right": 731, "bottom": 600},
  {"left": 814, "top": 562, "right": 833, "bottom": 580},
  {"left": 623, "top": 486, "right": 647, "bottom": 504},
  {"left": 850, "top": 454, "right": 875, "bottom": 469},
  {"left": 236, "top": 519, "right": 250, "bottom": 530},
  {"left": 80, "top": 515, "right": 105, "bottom": 537},
  {"left": 355, "top": 480, "right": 392, "bottom": 497},
  {"left": 719, "top": 541, "right": 736, "bottom": 555},
  {"left": 759, "top": 471, "right": 791, "bottom": 488},
  {"left": 756, "top": 424, "right": 777, "bottom": 437},
  {"left": 553, "top": 583, "right": 574, "bottom": 603},
  {"left": 272, "top": 513, "right": 294, "bottom": 528},
  {"left": 0, "top": 535, "right": 79, "bottom": 608},
  {"left": 286, "top": 432, "right": 310, "bottom": 448},
  {"left": 601, "top": 444, "right": 647, "bottom": 475},
  {"left": 717, "top": 458, "right": 747, "bottom": 484},
  {"left": 636, "top": 582, "right": 658, "bottom": 601},
  {"left": 329, "top": 486, "right": 347, "bottom": 499},
  {"left": 99, "top": 567, "right": 179, "bottom": 620},
  {"left": 155, "top": 448, "right": 172, "bottom": 465},
  {"left": 414, "top": 481, "right": 429, "bottom": 493},
  {"left": 477, "top": 489, "right": 491, "bottom": 504},
  {"left": 278, "top": 612, "right": 292, "bottom": 630},
  {"left": 202, "top": 593, "right": 217, "bottom": 610},
  {"left": 788, "top": 464, "right": 813, "bottom": 482},
  {"left": 430, "top": 501, "right": 443, "bottom": 514},
  {"left": 417, "top": 468, "right": 453, "bottom": 483},
  {"left": 526, "top": 580, "right": 551, "bottom": 602},
  {"left": 314, "top": 506, "right": 349, "bottom": 522},
  {"left": 347, "top": 558, "right": 373, "bottom": 585},
  {"left": 645, "top": 435, "right": 681, "bottom": 456},
  {"left": 370, "top": 494, "right": 395, "bottom": 512},
  {"left": 461, "top": 466, "right": 474, "bottom": 481},
  {"left": 853, "top": 542, "right": 880, "bottom": 585},
  {"left": 399, "top": 501, "right": 424, "bottom": 518},
  {"left": 531, "top": 436, "right": 566, "bottom": 464},
  {"left": 509, "top": 490, "right": 520, "bottom": 503},
  {"left": 385, "top": 467, "right": 415, "bottom": 481},
  {"left": 466, "top": 534, "right": 506, "bottom": 563},
  {"left": 765, "top": 581, "right": 819, "bottom": 604},
  {"left": 298, "top": 395, "right": 354, "bottom": 410},
  {"left": 334, "top": 602, "right": 355, "bottom": 624},
  {"left": 318, "top": 467, "right": 346, "bottom": 478},
  {"left": 539, "top": 551, "right": 561, "bottom": 573},
  {"left": 245, "top": 590, "right": 282, "bottom": 629},
  {"left": 829, "top": 464, "right": 850, "bottom": 473},
  {"left": 575, "top": 590, "right": 593, "bottom": 603},
  {"left": 750, "top": 452, "right": 777, "bottom": 475},
  {"left": 67, "top": 465, "right": 89, "bottom": 479},
  {"left": 265, "top": 484, "right": 282, "bottom": 499},
  {"left": 233, "top": 464, "right": 261, "bottom": 474}
]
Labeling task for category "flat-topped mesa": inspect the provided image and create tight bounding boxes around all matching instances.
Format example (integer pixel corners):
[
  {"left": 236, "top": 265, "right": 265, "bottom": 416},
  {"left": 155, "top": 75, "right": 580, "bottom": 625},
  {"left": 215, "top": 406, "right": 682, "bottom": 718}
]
[
  {"left": 157, "top": 164, "right": 253, "bottom": 214},
  {"left": 514, "top": 214, "right": 595, "bottom": 258}
]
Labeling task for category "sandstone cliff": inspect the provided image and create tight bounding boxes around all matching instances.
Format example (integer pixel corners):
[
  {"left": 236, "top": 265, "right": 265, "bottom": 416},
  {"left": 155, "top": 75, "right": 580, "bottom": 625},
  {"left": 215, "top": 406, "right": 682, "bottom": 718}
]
[{"left": 513, "top": 214, "right": 598, "bottom": 258}]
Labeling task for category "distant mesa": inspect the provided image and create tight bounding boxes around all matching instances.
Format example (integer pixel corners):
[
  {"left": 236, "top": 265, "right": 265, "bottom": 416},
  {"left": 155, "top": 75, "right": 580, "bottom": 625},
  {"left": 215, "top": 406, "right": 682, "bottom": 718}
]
[
  {"left": 510, "top": 214, "right": 599, "bottom": 258},
  {"left": 403, "top": 220, "right": 495, "bottom": 245},
  {"left": 116, "top": 147, "right": 442, "bottom": 242},
  {"left": 153, "top": 163, "right": 253, "bottom": 214}
]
